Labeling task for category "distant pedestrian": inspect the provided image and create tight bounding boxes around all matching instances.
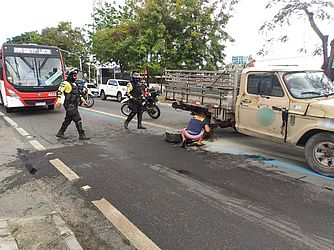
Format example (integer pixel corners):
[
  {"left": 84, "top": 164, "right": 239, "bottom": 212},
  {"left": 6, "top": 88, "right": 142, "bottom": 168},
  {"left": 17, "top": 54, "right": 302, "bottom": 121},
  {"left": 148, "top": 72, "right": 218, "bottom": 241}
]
[
  {"left": 55, "top": 68, "right": 90, "bottom": 140},
  {"left": 124, "top": 71, "right": 146, "bottom": 130},
  {"left": 181, "top": 111, "right": 211, "bottom": 148}
]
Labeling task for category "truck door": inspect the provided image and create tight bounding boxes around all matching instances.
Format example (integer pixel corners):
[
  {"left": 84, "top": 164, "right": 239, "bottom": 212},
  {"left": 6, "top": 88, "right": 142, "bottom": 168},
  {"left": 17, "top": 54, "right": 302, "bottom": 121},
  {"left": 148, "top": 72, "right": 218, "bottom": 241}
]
[
  {"left": 236, "top": 73, "right": 289, "bottom": 143},
  {"left": 107, "top": 79, "right": 117, "bottom": 96}
]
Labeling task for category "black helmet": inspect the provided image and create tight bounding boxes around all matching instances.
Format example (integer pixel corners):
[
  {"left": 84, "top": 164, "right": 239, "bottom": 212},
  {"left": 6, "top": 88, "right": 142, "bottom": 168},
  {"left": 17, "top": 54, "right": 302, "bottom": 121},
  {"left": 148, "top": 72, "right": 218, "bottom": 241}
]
[
  {"left": 66, "top": 68, "right": 79, "bottom": 82},
  {"left": 67, "top": 67, "right": 79, "bottom": 77},
  {"left": 131, "top": 71, "right": 141, "bottom": 82}
]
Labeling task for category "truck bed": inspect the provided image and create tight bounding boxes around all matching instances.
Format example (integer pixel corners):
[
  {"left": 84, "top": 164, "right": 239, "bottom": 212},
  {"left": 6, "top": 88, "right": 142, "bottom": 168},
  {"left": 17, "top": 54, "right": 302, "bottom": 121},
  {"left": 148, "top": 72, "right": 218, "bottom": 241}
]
[
  {"left": 164, "top": 69, "right": 241, "bottom": 126},
  {"left": 164, "top": 69, "right": 240, "bottom": 110}
]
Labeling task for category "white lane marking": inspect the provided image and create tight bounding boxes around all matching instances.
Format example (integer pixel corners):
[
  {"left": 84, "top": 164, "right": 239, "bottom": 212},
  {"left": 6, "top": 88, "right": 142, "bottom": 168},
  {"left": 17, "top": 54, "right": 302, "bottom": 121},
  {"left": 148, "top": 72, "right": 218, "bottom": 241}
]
[
  {"left": 0, "top": 111, "right": 4, "bottom": 116},
  {"left": 0, "top": 220, "right": 19, "bottom": 250},
  {"left": 29, "top": 140, "right": 46, "bottom": 151},
  {"left": 51, "top": 212, "right": 83, "bottom": 250},
  {"left": 16, "top": 127, "right": 29, "bottom": 136},
  {"left": 93, "top": 198, "right": 160, "bottom": 250},
  {"left": 3, "top": 116, "right": 18, "bottom": 127},
  {"left": 81, "top": 107, "right": 174, "bottom": 131},
  {"left": 49, "top": 158, "right": 80, "bottom": 181}
]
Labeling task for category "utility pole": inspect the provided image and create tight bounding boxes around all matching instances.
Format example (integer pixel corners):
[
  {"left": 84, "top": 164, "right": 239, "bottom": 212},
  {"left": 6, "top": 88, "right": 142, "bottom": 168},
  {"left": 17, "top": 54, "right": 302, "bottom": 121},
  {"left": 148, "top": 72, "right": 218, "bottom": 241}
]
[{"left": 59, "top": 49, "right": 82, "bottom": 72}]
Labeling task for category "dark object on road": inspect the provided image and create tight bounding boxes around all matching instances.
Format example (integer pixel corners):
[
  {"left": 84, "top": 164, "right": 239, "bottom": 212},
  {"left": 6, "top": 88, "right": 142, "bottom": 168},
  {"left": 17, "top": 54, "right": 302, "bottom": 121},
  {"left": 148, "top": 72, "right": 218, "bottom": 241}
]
[{"left": 165, "top": 131, "right": 182, "bottom": 143}]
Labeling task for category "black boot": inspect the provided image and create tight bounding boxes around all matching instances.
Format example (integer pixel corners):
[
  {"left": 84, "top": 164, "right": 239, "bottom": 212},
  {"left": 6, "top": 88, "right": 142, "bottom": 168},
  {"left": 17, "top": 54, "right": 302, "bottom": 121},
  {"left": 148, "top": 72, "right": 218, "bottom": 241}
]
[
  {"left": 137, "top": 124, "right": 146, "bottom": 129},
  {"left": 56, "top": 120, "right": 70, "bottom": 139},
  {"left": 124, "top": 113, "right": 135, "bottom": 129},
  {"left": 124, "top": 121, "right": 129, "bottom": 129},
  {"left": 75, "top": 121, "right": 90, "bottom": 140},
  {"left": 56, "top": 131, "right": 68, "bottom": 139},
  {"left": 137, "top": 116, "right": 146, "bottom": 129},
  {"left": 79, "top": 133, "right": 90, "bottom": 140}
]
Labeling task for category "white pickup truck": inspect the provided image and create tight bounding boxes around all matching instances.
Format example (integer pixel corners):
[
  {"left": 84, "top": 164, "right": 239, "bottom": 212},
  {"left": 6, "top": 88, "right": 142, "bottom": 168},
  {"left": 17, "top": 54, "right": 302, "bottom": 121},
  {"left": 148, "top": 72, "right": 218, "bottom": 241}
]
[
  {"left": 165, "top": 67, "right": 334, "bottom": 177},
  {"left": 98, "top": 79, "right": 130, "bottom": 102}
]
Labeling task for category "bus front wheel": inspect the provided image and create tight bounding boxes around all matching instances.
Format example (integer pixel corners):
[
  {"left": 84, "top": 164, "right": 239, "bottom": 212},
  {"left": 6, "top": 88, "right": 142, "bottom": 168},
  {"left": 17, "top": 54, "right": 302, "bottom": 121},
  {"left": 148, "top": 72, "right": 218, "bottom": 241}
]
[
  {"left": 0, "top": 92, "right": 3, "bottom": 105},
  {"left": 5, "top": 107, "right": 13, "bottom": 113}
]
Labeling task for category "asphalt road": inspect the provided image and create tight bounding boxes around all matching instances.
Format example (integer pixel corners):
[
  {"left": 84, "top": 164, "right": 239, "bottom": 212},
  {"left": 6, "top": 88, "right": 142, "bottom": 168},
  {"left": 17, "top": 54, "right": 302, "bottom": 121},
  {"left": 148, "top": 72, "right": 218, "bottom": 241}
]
[{"left": 1, "top": 99, "right": 334, "bottom": 249}]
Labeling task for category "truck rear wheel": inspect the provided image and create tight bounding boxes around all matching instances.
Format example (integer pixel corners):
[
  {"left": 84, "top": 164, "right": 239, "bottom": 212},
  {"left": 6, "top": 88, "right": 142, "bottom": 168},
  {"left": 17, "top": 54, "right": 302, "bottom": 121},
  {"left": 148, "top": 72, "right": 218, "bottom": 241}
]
[{"left": 305, "top": 132, "right": 334, "bottom": 177}]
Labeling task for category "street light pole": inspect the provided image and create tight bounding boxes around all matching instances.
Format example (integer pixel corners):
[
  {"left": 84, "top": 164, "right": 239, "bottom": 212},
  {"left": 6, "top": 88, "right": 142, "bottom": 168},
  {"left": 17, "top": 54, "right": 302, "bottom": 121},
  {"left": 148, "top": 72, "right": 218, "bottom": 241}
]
[{"left": 59, "top": 48, "right": 82, "bottom": 71}]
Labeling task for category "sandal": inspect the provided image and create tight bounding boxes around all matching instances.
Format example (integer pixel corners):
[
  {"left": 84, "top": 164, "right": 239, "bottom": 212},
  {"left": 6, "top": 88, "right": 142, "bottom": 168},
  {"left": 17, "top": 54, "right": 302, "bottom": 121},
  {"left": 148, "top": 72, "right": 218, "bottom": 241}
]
[
  {"left": 180, "top": 140, "right": 186, "bottom": 148},
  {"left": 196, "top": 143, "right": 205, "bottom": 147}
]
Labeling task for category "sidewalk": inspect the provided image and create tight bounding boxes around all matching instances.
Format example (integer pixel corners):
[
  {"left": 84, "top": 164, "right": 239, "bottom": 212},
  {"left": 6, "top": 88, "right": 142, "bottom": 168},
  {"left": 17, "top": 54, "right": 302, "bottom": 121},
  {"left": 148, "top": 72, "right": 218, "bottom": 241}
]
[{"left": 0, "top": 116, "right": 134, "bottom": 250}]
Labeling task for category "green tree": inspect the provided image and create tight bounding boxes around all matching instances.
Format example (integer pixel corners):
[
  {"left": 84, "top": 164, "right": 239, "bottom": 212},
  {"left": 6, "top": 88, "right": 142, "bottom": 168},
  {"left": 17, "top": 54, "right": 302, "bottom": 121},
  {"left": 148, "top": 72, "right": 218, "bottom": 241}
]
[
  {"left": 259, "top": 0, "right": 334, "bottom": 80},
  {"left": 7, "top": 22, "right": 88, "bottom": 71},
  {"left": 6, "top": 31, "right": 41, "bottom": 44},
  {"left": 90, "top": 0, "right": 236, "bottom": 74},
  {"left": 36, "top": 22, "right": 88, "bottom": 70}
]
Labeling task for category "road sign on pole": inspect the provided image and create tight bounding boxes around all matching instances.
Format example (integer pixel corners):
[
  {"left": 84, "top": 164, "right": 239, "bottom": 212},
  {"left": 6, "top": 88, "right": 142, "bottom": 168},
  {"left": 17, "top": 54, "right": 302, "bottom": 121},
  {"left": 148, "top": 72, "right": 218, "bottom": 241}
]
[{"left": 232, "top": 56, "right": 247, "bottom": 66}]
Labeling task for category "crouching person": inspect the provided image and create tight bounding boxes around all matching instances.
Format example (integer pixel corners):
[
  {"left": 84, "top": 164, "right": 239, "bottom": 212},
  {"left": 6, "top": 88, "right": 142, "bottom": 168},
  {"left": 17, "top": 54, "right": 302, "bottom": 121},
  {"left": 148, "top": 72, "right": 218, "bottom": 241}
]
[{"left": 181, "top": 111, "right": 211, "bottom": 148}]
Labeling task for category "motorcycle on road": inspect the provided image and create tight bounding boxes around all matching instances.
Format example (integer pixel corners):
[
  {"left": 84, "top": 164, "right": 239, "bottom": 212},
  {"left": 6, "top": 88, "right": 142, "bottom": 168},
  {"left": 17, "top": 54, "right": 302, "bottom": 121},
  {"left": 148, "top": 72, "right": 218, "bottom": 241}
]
[
  {"left": 121, "top": 89, "right": 161, "bottom": 119},
  {"left": 78, "top": 85, "right": 94, "bottom": 108}
]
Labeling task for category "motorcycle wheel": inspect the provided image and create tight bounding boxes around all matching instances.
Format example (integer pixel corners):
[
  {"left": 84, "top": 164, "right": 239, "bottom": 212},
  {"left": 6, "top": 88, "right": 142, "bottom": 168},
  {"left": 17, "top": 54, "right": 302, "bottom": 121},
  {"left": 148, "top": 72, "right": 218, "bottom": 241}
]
[
  {"left": 121, "top": 103, "right": 131, "bottom": 116},
  {"left": 147, "top": 104, "right": 161, "bottom": 119},
  {"left": 86, "top": 95, "right": 94, "bottom": 108}
]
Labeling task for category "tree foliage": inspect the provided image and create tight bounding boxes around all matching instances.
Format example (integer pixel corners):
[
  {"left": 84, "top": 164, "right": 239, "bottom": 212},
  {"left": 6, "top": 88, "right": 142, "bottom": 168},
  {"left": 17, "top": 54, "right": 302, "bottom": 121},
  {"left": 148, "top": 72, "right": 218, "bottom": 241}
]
[
  {"left": 90, "top": 0, "right": 235, "bottom": 74},
  {"left": 6, "top": 22, "right": 88, "bottom": 70},
  {"left": 259, "top": 0, "right": 334, "bottom": 80}
]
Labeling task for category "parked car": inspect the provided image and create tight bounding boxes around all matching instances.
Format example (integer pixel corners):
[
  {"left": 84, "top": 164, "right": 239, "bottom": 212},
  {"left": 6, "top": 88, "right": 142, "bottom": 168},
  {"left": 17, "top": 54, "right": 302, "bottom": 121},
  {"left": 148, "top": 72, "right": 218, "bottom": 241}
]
[
  {"left": 86, "top": 83, "right": 99, "bottom": 97},
  {"left": 76, "top": 80, "right": 99, "bottom": 97},
  {"left": 99, "top": 79, "right": 130, "bottom": 102}
]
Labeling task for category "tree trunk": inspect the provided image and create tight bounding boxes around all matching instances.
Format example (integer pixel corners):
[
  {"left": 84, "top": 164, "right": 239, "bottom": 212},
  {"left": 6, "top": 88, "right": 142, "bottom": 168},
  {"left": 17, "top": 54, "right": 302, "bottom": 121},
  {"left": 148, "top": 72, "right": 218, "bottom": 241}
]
[
  {"left": 325, "top": 39, "right": 334, "bottom": 81},
  {"left": 303, "top": 8, "right": 329, "bottom": 70}
]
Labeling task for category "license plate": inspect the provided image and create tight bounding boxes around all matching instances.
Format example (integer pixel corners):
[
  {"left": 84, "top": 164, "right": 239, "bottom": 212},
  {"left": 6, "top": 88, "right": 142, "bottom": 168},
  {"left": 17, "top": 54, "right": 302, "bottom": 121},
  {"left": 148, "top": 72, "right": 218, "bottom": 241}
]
[{"left": 35, "top": 102, "right": 46, "bottom": 106}]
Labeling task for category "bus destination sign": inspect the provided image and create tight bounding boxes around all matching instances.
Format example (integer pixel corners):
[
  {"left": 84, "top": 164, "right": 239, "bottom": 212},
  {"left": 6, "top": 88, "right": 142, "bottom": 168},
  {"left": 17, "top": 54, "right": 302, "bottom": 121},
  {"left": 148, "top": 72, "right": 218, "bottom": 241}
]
[{"left": 13, "top": 47, "right": 52, "bottom": 55}]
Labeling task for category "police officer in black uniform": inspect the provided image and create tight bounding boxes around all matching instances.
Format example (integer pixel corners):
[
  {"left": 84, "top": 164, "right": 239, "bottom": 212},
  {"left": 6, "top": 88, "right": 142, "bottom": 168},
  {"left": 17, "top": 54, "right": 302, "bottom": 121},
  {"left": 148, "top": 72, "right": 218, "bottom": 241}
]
[
  {"left": 124, "top": 71, "right": 146, "bottom": 130},
  {"left": 55, "top": 68, "right": 90, "bottom": 140}
]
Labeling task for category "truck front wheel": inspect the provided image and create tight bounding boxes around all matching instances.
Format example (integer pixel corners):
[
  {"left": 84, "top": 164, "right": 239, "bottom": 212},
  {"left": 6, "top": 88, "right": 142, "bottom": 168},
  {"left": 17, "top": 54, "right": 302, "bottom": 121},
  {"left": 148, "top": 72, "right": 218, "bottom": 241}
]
[{"left": 305, "top": 132, "right": 334, "bottom": 177}]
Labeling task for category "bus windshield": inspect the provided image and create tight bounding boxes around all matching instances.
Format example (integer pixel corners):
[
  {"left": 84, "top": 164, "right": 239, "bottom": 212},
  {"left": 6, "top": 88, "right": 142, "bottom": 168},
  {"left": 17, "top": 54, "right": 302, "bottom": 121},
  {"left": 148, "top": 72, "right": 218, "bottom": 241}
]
[
  {"left": 5, "top": 56, "right": 63, "bottom": 87},
  {"left": 283, "top": 71, "right": 334, "bottom": 99}
]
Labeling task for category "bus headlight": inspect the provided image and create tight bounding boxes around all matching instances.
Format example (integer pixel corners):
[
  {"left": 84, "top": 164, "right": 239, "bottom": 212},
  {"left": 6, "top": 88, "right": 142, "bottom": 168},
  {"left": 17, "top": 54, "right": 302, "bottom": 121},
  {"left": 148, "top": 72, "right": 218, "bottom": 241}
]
[{"left": 8, "top": 89, "right": 19, "bottom": 98}]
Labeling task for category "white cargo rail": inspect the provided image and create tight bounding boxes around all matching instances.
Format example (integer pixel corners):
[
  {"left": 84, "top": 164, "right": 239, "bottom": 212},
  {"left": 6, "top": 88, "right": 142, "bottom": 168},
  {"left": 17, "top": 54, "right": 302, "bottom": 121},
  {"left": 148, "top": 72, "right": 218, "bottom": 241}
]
[
  {"left": 164, "top": 69, "right": 242, "bottom": 110},
  {"left": 164, "top": 68, "right": 242, "bottom": 126}
]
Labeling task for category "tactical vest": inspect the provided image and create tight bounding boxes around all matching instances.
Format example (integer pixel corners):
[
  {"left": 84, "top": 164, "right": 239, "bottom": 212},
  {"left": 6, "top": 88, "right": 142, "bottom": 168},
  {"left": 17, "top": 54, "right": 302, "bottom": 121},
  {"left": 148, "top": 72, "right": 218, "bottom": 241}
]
[
  {"left": 64, "top": 81, "right": 80, "bottom": 106},
  {"left": 129, "top": 81, "right": 143, "bottom": 98}
]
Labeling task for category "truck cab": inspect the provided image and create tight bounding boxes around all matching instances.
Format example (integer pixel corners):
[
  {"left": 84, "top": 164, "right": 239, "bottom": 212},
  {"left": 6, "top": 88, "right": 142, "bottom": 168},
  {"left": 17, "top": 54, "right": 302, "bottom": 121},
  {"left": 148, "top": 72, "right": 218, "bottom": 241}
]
[{"left": 235, "top": 67, "right": 334, "bottom": 176}]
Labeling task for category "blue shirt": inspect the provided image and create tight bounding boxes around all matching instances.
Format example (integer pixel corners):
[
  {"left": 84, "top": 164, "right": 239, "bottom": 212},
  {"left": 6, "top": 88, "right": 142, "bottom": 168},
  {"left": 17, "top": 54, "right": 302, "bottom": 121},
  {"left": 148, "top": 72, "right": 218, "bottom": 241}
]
[{"left": 186, "top": 115, "right": 208, "bottom": 135}]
